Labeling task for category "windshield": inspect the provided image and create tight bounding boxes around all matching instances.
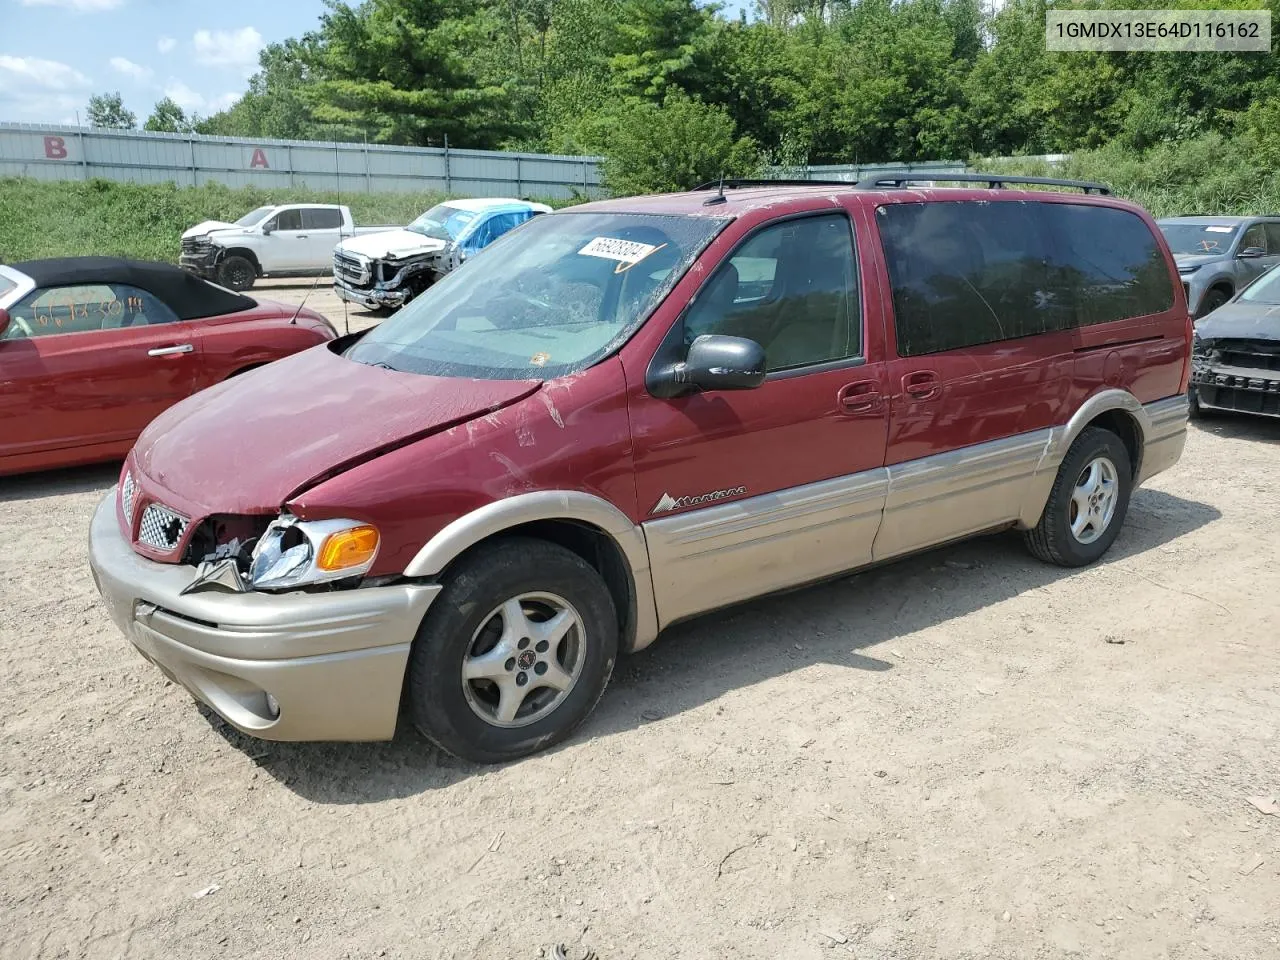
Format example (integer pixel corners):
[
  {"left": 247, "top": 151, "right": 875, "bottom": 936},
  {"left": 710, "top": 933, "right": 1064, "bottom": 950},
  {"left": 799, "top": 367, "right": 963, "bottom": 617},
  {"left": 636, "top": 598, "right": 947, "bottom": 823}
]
[
  {"left": 1240, "top": 264, "right": 1280, "bottom": 305},
  {"left": 345, "top": 212, "right": 727, "bottom": 379},
  {"left": 1160, "top": 223, "right": 1239, "bottom": 255},
  {"left": 235, "top": 206, "right": 275, "bottom": 227},
  {"left": 407, "top": 203, "right": 483, "bottom": 241}
]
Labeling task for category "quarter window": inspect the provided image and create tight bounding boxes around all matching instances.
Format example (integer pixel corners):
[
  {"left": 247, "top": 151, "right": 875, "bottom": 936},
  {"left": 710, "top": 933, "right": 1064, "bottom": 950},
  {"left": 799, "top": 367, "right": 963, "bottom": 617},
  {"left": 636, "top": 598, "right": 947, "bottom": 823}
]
[
  {"left": 879, "top": 201, "right": 1174, "bottom": 357},
  {"left": 1, "top": 283, "right": 179, "bottom": 340},
  {"left": 682, "top": 214, "right": 860, "bottom": 372}
]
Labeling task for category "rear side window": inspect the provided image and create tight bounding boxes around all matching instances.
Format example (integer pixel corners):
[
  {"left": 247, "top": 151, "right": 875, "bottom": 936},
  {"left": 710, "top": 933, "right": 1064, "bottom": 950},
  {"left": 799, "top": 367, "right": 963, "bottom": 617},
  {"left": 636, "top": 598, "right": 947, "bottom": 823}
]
[
  {"left": 879, "top": 201, "right": 1174, "bottom": 357},
  {"left": 1041, "top": 204, "right": 1175, "bottom": 327},
  {"left": 302, "top": 208, "right": 343, "bottom": 230}
]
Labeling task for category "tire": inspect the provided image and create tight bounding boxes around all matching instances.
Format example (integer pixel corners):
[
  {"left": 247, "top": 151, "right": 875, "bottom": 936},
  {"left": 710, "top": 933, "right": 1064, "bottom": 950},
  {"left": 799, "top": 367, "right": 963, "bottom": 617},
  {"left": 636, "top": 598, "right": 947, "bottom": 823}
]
[
  {"left": 217, "top": 255, "right": 256, "bottom": 291},
  {"left": 406, "top": 537, "right": 618, "bottom": 764},
  {"left": 1188, "top": 385, "right": 1207, "bottom": 420},
  {"left": 1024, "top": 426, "right": 1133, "bottom": 568},
  {"left": 1195, "top": 286, "right": 1229, "bottom": 318}
]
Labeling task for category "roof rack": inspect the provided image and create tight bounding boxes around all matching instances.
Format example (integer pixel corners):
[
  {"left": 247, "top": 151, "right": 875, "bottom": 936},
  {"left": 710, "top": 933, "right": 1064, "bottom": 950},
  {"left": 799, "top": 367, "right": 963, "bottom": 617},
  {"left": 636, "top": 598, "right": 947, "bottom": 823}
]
[
  {"left": 853, "top": 171, "right": 1111, "bottom": 195},
  {"left": 691, "top": 173, "right": 1111, "bottom": 196},
  {"left": 691, "top": 178, "right": 860, "bottom": 191}
]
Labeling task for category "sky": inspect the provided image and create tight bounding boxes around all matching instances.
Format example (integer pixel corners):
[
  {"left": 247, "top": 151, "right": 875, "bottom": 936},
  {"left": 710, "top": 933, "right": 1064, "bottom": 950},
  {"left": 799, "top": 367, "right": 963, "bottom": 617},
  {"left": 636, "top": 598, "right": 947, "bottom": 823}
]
[
  {"left": 0, "top": 0, "right": 329, "bottom": 124},
  {"left": 0, "top": 0, "right": 755, "bottom": 126}
]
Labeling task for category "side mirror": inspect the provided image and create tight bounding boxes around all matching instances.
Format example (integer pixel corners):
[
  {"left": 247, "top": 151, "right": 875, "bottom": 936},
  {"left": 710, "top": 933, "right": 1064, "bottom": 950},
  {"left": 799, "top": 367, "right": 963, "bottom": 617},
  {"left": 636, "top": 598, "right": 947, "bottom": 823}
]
[
  {"left": 0, "top": 307, "right": 9, "bottom": 339},
  {"left": 650, "top": 334, "right": 767, "bottom": 398},
  {"left": 261, "top": 221, "right": 274, "bottom": 236},
  {"left": 1239, "top": 246, "right": 1266, "bottom": 259}
]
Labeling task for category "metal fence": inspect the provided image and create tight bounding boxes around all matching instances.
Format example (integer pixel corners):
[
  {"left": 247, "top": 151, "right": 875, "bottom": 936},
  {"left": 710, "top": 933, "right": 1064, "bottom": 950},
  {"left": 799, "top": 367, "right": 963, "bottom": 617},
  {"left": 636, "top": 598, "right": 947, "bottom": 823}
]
[
  {"left": 0, "top": 123, "right": 604, "bottom": 200},
  {"left": 0, "top": 122, "right": 979, "bottom": 199}
]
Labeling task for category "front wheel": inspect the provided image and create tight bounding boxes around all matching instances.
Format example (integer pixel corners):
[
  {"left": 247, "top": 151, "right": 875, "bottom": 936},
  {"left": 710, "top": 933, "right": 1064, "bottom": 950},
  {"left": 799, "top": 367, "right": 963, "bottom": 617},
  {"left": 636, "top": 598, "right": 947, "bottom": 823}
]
[
  {"left": 217, "top": 255, "right": 256, "bottom": 291},
  {"left": 1024, "top": 427, "right": 1133, "bottom": 567},
  {"left": 1196, "top": 287, "right": 1229, "bottom": 318},
  {"left": 406, "top": 537, "right": 618, "bottom": 764}
]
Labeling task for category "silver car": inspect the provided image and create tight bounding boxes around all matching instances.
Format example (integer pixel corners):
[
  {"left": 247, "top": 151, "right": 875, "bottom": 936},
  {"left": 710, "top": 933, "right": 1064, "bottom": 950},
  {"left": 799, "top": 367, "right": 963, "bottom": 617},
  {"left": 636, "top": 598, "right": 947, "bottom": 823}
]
[{"left": 1158, "top": 215, "right": 1280, "bottom": 317}]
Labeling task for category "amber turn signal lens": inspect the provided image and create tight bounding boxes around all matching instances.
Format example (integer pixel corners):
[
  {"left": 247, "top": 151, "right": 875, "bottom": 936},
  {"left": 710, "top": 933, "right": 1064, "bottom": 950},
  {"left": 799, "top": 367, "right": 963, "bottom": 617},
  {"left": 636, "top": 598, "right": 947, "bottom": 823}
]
[{"left": 317, "top": 525, "right": 379, "bottom": 571}]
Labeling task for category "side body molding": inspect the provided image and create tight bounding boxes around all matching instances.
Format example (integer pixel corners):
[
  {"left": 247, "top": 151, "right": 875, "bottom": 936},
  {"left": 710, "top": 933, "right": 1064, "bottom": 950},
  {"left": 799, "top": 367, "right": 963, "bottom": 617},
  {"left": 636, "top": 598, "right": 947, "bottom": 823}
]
[{"left": 402, "top": 491, "right": 660, "bottom": 652}]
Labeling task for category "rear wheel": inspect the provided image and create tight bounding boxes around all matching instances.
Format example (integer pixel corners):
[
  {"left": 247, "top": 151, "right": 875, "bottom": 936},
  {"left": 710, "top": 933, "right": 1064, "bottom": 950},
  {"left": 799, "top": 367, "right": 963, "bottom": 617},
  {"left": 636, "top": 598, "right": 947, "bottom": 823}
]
[
  {"left": 406, "top": 537, "right": 618, "bottom": 764},
  {"left": 1024, "top": 427, "right": 1132, "bottom": 567},
  {"left": 217, "top": 255, "right": 256, "bottom": 291}
]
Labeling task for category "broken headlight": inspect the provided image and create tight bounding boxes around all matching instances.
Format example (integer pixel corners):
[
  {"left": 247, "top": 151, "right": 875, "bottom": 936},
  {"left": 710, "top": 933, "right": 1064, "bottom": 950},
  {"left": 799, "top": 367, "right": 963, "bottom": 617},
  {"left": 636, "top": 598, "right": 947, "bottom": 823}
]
[{"left": 249, "top": 515, "right": 380, "bottom": 591}]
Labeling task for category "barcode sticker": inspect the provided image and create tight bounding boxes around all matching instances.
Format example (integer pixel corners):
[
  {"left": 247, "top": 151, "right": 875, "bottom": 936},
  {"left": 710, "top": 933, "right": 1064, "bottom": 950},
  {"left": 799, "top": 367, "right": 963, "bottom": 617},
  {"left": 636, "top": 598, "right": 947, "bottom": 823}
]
[{"left": 578, "top": 236, "right": 661, "bottom": 264}]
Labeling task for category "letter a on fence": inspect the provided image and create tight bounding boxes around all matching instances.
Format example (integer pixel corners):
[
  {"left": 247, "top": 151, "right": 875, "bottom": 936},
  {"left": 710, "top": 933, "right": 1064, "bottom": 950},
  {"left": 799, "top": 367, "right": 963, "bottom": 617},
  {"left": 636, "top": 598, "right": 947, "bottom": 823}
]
[{"left": 249, "top": 148, "right": 269, "bottom": 169}]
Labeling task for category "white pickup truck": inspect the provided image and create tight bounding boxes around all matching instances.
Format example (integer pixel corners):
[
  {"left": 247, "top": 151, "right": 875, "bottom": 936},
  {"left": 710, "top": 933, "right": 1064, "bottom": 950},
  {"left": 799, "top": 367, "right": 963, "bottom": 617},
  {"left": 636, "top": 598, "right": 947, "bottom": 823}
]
[{"left": 179, "top": 204, "right": 397, "bottom": 291}]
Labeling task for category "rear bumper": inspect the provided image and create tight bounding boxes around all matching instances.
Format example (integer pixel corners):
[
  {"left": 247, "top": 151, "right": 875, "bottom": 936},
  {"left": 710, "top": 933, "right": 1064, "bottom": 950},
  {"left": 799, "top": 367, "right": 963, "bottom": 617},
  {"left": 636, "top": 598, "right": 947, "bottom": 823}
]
[
  {"left": 1136, "top": 394, "right": 1189, "bottom": 484},
  {"left": 88, "top": 493, "right": 440, "bottom": 741}
]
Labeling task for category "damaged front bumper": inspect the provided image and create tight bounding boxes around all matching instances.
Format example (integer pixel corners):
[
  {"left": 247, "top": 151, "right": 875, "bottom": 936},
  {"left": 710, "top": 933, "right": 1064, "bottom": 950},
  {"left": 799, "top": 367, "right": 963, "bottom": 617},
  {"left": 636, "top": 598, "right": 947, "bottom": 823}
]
[
  {"left": 1191, "top": 345, "right": 1280, "bottom": 418},
  {"left": 179, "top": 248, "right": 220, "bottom": 280},
  {"left": 87, "top": 493, "right": 441, "bottom": 741},
  {"left": 332, "top": 249, "right": 449, "bottom": 311}
]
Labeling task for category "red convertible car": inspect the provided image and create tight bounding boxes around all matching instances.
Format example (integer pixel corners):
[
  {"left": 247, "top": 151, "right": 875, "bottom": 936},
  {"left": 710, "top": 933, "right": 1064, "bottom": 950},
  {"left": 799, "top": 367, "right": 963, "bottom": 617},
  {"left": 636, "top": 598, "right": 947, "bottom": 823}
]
[{"left": 0, "top": 257, "right": 336, "bottom": 476}]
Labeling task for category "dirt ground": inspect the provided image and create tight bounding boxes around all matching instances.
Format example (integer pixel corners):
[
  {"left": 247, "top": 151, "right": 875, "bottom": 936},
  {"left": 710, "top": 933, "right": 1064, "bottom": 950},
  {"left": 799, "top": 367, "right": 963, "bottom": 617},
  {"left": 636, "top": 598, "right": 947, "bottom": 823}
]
[{"left": 2, "top": 283, "right": 1279, "bottom": 959}]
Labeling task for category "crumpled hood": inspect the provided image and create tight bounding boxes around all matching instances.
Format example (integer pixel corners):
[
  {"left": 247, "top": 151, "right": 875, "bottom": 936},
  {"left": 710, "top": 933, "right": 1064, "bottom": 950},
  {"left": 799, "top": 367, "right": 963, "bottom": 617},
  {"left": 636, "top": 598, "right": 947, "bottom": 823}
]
[
  {"left": 1195, "top": 301, "right": 1280, "bottom": 342},
  {"left": 132, "top": 343, "right": 539, "bottom": 515},
  {"left": 337, "top": 229, "right": 447, "bottom": 261},
  {"left": 183, "top": 220, "right": 243, "bottom": 240}
]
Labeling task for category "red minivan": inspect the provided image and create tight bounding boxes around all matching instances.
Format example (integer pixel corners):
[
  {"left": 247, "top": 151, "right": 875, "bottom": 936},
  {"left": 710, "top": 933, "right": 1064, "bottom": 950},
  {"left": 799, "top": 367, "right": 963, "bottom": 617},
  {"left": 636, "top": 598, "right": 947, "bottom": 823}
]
[{"left": 88, "top": 174, "right": 1191, "bottom": 763}]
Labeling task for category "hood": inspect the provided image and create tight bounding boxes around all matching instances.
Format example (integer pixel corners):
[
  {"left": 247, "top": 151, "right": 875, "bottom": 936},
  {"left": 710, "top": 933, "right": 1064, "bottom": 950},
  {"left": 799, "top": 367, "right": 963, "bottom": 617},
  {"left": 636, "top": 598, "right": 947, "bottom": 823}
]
[
  {"left": 1195, "top": 300, "right": 1280, "bottom": 342},
  {"left": 337, "top": 229, "right": 447, "bottom": 261},
  {"left": 1174, "top": 253, "right": 1226, "bottom": 270},
  {"left": 183, "top": 220, "right": 246, "bottom": 240},
  {"left": 132, "top": 343, "right": 539, "bottom": 515}
]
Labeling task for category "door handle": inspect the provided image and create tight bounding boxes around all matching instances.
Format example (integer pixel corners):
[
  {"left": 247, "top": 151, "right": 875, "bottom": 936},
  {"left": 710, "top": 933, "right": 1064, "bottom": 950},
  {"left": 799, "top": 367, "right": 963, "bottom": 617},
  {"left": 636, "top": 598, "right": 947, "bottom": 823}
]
[
  {"left": 837, "top": 380, "right": 882, "bottom": 414},
  {"left": 902, "top": 370, "right": 942, "bottom": 401},
  {"left": 296, "top": 234, "right": 309, "bottom": 239},
  {"left": 148, "top": 344, "right": 194, "bottom": 357}
]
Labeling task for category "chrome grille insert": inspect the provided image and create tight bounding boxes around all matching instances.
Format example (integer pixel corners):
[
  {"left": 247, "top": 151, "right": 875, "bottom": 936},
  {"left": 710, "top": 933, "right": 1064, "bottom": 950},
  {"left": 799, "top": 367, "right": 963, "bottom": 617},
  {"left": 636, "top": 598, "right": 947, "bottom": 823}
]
[
  {"left": 334, "top": 251, "right": 370, "bottom": 286},
  {"left": 138, "top": 503, "right": 190, "bottom": 551}
]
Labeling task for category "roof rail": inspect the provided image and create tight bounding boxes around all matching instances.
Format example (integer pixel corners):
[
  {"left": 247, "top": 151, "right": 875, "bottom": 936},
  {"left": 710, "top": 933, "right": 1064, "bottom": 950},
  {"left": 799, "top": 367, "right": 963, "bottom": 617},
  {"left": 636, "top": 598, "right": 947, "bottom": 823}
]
[
  {"left": 854, "top": 171, "right": 1111, "bottom": 195},
  {"left": 690, "top": 178, "right": 860, "bottom": 191}
]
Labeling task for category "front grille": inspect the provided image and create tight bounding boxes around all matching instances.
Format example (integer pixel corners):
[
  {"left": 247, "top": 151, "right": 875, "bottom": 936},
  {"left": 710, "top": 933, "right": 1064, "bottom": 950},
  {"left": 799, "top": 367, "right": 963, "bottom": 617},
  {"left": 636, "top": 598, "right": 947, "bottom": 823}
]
[
  {"left": 1200, "top": 383, "right": 1280, "bottom": 416},
  {"left": 1216, "top": 339, "right": 1280, "bottom": 372},
  {"left": 120, "top": 471, "right": 136, "bottom": 523},
  {"left": 334, "top": 251, "right": 370, "bottom": 287},
  {"left": 138, "top": 503, "right": 190, "bottom": 551},
  {"left": 181, "top": 238, "right": 212, "bottom": 255}
]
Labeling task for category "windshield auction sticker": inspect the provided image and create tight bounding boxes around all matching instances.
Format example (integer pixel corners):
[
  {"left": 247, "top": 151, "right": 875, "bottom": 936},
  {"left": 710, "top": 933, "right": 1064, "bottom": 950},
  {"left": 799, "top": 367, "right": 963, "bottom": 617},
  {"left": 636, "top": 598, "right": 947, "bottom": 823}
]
[
  {"left": 1047, "top": 9, "right": 1270, "bottom": 51},
  {"left": 578, "top": 237, "right": 662, "bottom": 264}
]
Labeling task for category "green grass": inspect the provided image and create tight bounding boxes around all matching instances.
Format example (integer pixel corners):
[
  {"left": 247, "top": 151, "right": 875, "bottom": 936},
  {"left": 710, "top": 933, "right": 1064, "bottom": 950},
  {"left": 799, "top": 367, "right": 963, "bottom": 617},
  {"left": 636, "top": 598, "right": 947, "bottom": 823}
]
[
  {"left": 980, "top": 134, "right": 1280, "bottom": 218},
  {"left": 0, "top": 177, "right": 579, "bottom": 264}
]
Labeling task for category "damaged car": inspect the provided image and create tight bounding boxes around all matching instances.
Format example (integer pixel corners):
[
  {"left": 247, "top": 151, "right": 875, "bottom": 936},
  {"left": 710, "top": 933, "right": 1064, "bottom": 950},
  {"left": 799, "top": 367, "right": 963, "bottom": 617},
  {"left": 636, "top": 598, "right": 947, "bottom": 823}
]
[
  {"left": 89, "top": 175, "right": 1189, "bottom": 764},
  {"left": 1190, "top": 261, "right": 1280, "bottom": 419},
  {"left": 332, "top": 198, "right": 551, "bottom": 311}
]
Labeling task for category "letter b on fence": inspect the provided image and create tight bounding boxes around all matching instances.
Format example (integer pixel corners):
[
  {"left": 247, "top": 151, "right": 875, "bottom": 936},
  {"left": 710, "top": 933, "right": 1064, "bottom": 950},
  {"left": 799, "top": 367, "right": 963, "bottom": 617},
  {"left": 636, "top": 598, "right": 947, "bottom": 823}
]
[{"left": 43, "top": 136, "right": 67, "bottom": 160}]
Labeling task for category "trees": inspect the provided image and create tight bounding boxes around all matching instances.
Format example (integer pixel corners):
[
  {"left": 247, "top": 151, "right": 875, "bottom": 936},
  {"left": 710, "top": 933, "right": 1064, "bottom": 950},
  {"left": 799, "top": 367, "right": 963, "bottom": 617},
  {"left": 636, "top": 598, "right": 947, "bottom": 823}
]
[
  {"left": 170, "top": 0, "right": 1280, "bottom": 190},
  {"left": 86, "top": 92, "right": 136, "bottom": 130},
  {"left": 144, "top": 97, "right": 193, "bottom": 134}
]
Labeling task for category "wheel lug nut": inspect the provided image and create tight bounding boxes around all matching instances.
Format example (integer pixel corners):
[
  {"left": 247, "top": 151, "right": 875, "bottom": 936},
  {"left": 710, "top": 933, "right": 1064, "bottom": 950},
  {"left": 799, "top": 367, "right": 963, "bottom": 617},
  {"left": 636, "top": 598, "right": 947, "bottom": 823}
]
[
  {"left": 518, "top": 638, "right": 529, "bottom": 650},
  {"left": 535, "top": 640, "right": 549, "bottom": 654},
  {"left": 516, "top": 672, "right": 529, "bottom": 686},
  {"left": 504, "top": 657, "right": 516, "bottom": 672},
  {"left": 534, "top": 662, "right": 548, "bottom": 676}
]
